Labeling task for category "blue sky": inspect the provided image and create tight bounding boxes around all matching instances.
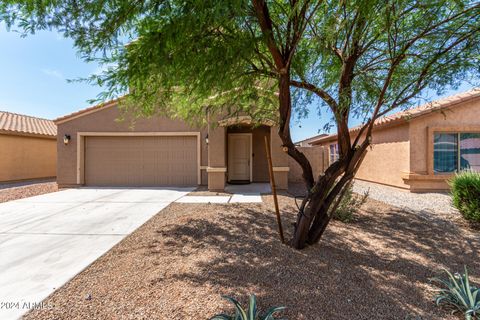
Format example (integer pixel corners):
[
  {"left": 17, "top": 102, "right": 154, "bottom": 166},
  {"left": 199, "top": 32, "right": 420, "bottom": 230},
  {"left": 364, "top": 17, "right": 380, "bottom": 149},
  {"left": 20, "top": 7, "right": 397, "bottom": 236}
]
[{"left": 0, "top": 23, "right": 476, "bottom": 142}]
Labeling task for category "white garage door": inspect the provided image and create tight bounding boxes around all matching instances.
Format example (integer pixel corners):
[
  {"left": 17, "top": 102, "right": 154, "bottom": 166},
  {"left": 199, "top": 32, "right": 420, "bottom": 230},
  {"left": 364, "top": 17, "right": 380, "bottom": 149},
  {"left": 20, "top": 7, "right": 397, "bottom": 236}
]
[{"left": 85, "top": 136, "right": 198, "bottom": 186}]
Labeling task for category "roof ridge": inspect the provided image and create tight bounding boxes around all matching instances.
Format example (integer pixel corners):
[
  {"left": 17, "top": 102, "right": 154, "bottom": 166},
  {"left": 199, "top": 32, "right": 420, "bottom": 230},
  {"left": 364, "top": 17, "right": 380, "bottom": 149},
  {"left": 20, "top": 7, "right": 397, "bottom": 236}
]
[
  {"left": 309, "top": 87, "right": 480, "bottom": 145},
  {"left": 384, "top": 87, "right": 480, "bottom": 119},
  {"left": 54, "top": 95, "right": 127, "bottom": 123},
  {"left": 0, "top": 110, "right": 54, "bottom": 122}
]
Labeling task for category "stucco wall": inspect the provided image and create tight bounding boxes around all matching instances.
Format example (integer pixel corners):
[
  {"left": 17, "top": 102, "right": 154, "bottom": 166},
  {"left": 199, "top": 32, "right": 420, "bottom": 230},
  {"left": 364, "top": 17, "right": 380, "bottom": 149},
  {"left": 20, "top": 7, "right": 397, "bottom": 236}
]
[
  {"left": 406, "top": 99, "right": 480, "bottom": 191},
  {"left": 356, "top": 124, "right": 410, "bottom": 188},
  {"left": 57, "top": 104, "right": 208, "bottom": 186},
  {"left": 207, "top": 125, "right": 226, "bottom": 190},
  {"left": 0, "top": 134, "right": 56, "bottom": 182},
  {"left": 409, "top": 99, "right": 480, "bottom": 174},
  {"left": 314, "top": 123, "right": 411, "bottom": 189},
  {"left": 305, "top": 96, "right": 480, "bottom": 192},
  {"left": 288, "top": 146, "right": 327, "bottom": 183}
]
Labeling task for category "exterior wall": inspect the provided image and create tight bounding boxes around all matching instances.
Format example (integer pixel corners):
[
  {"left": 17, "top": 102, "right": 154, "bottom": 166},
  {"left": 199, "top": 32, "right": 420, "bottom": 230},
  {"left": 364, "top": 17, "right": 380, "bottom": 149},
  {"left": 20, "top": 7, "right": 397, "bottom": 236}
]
[
  {"left": 0, "top": 134, "right": 56, "bottom": 182},
  {"left": 57, "top": 104, "right": 207, "bottom": 187},
  {"left": 314, "top": 123, "right": 411, "bottom": 189},
  {"left": 288, "top": 146, "right": 327, "bottom": 183},
  {"left": 58, "top": 105, "right": 290, "bottom": 191},
  {"left": 406, "top": 99, "right": 480, "bottom": 192},
  {"left": 270, "top": 126, "right": 289, "bottom": 189},
  {"left": 356, "top": 124, "right": 410, "bottom": 189},
  {"left": 207, "top": 125, "right": 226, "bottom": 191}
]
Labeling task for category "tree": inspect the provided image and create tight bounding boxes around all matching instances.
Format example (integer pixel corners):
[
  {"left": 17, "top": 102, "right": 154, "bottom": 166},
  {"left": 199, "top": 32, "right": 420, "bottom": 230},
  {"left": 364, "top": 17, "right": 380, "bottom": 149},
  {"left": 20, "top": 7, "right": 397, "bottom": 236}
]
[{"left": 2, "top": 0, "right": 478, "bottom": 249}]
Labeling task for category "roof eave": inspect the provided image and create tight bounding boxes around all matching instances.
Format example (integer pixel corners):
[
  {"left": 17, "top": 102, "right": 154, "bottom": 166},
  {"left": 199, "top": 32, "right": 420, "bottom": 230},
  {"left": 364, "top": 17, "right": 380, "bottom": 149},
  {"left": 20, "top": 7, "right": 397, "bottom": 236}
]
[
  {"left": 54, "top": 96, "right": 125, "bottom": 125},
  {"left": 0, "top": 129, "right": 57, "bottom": 139}
]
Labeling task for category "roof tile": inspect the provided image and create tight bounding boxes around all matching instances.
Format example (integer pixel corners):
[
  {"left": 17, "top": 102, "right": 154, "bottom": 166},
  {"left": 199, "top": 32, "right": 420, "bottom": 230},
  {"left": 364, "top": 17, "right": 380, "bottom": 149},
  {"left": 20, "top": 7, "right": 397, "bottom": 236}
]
[
  {"left": 312, "top": 88, "right": 480, "bottom": 144},
  {"left": 0, "top": 111, "right": 57, "bottom": 137}
]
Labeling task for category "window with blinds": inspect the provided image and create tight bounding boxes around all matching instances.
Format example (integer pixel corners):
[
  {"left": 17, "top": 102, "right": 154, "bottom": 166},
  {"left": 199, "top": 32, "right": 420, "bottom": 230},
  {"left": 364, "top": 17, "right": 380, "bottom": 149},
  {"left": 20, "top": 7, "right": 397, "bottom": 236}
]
[{"left": 434, "top": 132, "right": 480, "bottom": 173}]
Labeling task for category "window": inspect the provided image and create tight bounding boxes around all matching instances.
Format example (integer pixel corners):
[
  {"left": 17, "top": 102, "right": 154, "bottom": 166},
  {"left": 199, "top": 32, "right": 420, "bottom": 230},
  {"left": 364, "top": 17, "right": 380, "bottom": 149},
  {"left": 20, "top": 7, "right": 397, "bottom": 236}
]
[
  {"left": 329, "top": 143, "right": 339, "bottom": 164},
  {"left": 460, "top": 133, "right": 480, "bottom": 171},
  {"left": 434, "top": 132, "right": 480, "bottom": 173}
]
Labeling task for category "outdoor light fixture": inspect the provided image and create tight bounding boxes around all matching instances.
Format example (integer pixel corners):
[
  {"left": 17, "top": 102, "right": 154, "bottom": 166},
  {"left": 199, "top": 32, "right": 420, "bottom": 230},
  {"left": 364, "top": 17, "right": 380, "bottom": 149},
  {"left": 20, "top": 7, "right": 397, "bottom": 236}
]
[
  {"left": 63, "top": 134, "right": 71, "bottom": 145},
  {"left": 205, "top": 133, "right": 209, "bottom": 145}
]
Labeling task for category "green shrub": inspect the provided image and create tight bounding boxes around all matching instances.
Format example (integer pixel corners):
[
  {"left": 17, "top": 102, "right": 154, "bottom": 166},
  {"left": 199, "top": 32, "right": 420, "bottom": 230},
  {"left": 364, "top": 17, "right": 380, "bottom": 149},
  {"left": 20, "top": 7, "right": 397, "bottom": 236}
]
[
  {"left": 210, "top": 294, "right": 285, "bottom": 320},
  {"left": 431, "top": 266, "right": 480, "bottom": 320},
  {"left": 449, "top": 171, "right": 480, "bottom": 222},
  {"left": 333, "top": 183, "right": 369, "bottom": 223}
]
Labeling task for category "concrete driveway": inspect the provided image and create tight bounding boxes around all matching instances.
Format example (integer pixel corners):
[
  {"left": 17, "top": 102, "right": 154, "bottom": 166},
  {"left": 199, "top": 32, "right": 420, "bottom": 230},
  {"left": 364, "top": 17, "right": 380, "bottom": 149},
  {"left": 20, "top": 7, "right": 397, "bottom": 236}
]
[{"left": 0, "top": 187, "right": 193, "bottom": 320}]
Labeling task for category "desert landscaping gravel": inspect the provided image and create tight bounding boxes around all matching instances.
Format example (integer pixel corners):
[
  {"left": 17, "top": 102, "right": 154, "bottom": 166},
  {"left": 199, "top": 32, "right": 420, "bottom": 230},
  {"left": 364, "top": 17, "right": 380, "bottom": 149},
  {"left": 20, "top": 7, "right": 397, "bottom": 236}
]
[
  {"left": 353, "top": 180, "right": 458, "bottom": 214},
  {"left": 24, "top": 187, "right": 479, "bottom": 320},
  {"left": 0, "top": 180, "right": 57, "bottom": 203}
]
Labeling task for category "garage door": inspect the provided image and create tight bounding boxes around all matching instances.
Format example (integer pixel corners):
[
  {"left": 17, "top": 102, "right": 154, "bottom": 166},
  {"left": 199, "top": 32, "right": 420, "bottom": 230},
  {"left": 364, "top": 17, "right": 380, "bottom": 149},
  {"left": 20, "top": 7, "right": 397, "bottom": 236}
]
[{"left": 84, "top": 136, "right": 198, "bottom": 186}]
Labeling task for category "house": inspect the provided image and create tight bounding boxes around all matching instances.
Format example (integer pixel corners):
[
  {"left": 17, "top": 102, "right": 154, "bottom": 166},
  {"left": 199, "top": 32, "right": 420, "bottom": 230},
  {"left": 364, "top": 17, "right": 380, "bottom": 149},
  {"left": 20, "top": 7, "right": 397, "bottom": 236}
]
[
  {"left": 0, "top": 111, "right": 57, "bottom": 182},
  {"left": 55, "top": 99, "right": 289, "bottom": 191},
  {"left": 310, "top": 88, "right": 480, "bottom": 192},
  {"left": 294, "top": 133, "right": 328, "bottom": 147}
]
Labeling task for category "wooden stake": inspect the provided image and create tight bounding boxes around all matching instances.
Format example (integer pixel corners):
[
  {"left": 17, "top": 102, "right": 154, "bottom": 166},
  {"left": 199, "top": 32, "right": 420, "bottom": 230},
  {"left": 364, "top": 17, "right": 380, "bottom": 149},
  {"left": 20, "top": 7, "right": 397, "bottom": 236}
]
[{"left": 264, "top": 136, "right": 285, "bottom": 244}]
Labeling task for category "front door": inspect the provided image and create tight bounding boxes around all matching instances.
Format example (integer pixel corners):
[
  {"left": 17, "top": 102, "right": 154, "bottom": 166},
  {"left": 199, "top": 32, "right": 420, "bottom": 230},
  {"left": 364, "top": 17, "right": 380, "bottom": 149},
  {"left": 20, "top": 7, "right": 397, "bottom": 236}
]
[{"left": 228, "top": 133, "right": 252, "bottom": 182}]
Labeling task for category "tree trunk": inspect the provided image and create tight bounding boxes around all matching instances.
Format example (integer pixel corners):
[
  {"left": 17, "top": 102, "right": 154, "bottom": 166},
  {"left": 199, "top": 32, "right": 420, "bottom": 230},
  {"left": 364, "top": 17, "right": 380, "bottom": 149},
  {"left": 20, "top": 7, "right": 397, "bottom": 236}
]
[{"left": 291, "top": 145, "right": 369, "bottom": 249}]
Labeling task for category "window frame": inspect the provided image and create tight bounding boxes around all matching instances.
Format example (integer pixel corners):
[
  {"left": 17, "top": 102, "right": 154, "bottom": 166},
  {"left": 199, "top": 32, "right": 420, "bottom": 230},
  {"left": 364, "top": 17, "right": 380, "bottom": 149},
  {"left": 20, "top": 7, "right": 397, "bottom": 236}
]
[
  {"left": 329, "top": 143, "right": 339, "bottom": 165},
  {"left": 428, "top": 126, "right": 480, "bottom": 175}
]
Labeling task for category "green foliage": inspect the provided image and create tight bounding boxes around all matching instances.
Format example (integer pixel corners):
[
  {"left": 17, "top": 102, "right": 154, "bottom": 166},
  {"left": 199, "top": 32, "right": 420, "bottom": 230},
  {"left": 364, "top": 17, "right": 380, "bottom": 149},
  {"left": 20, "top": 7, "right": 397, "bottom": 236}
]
[
  {"left": 210, "top": 295, "right": 286, "bottom": 320},
  {"left": 0, "top": 1, "right": 478, "bottom": 126},
  {"left": 431, "top": 266, "right": 480, "bottom": 320},
  {"left": 449, "top": 171, "right": 480, "bottom": 222},
  {"left": 333, "top": 183, "right": 369, "bottom": 223}
]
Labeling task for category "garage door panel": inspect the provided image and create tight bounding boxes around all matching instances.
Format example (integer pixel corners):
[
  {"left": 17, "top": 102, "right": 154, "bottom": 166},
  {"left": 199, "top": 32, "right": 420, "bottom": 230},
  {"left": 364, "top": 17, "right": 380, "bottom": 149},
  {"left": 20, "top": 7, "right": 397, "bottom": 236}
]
[{"left": 85, "top": 136, "right": 197, "bottom": 187}]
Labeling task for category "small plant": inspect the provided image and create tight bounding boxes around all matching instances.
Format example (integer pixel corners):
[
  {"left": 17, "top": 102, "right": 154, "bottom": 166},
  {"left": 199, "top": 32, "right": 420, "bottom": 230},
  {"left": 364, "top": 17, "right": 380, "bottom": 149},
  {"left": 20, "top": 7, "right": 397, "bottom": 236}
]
[
  {"left": 333, "top": 183, "right": 369, "bottom": 223},
  {"left": 210, "top": 294, "right": 286, "bottom": 320},
  {"left": 431, "top": 266, "right": 480, "bottom": 320},
  {"left": 449, "top": 171, "right": 480, "bottom": 222}
]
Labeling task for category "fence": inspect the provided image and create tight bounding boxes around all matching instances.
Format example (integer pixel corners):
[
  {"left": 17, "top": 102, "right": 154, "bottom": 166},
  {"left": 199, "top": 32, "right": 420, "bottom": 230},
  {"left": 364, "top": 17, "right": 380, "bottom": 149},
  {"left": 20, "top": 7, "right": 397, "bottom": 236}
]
[{"left": 288, "top": 146, "right": 328, "bottom": 183}]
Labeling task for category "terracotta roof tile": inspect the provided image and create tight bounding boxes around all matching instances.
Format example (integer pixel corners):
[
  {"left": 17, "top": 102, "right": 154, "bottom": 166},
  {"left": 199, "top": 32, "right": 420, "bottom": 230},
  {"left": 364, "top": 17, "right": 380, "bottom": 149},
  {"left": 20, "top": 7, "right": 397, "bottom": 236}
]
[
  {"left": 363, "top": 88, "right": 480, "bottom": 129},
  {"left": 0, "top": 111, "right": 57, "bottom": 137},
  {"left": 312, "top": 88, "right": 480, "bottom": 144}
]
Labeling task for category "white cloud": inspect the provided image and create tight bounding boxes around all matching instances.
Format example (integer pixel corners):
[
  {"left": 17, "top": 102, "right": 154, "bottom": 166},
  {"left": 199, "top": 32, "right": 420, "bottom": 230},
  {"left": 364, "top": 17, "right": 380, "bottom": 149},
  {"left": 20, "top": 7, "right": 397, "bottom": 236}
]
[{"left": 41, "top": 68, "right": 64, "bottom": 80}]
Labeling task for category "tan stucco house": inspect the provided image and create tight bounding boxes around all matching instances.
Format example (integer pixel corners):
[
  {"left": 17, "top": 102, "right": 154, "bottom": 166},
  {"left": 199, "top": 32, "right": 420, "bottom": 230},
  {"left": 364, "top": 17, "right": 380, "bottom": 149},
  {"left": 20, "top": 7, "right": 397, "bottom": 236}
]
[
  {"left": 0, "top": 111, "right": 57, "bottom": 182},
  {"left": 55, "top": 99, "right": 289, "bottom": 191},
  {"left": 309, "top": 88, "right": 480, "bottom": 192}
]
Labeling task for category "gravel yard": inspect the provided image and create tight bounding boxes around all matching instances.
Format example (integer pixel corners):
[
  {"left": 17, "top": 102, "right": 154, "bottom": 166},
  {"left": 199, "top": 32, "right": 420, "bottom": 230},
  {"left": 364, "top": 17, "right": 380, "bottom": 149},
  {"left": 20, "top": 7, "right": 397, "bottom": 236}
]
[
  {"left": 24, "top": 187, "right": 479, "bottom": 320},
  {"left": 353, "top": 179, "right": 458, "bottom": 214},
  {"left": 0, "top": 180, "right": 57, "bottom": 203}
]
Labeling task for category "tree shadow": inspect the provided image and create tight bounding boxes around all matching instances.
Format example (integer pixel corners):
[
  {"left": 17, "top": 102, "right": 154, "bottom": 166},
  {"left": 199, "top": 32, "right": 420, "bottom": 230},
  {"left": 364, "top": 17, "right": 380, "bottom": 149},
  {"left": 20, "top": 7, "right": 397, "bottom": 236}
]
[{"left": 144, "top": 193, "right": 479, "bottom": 320}]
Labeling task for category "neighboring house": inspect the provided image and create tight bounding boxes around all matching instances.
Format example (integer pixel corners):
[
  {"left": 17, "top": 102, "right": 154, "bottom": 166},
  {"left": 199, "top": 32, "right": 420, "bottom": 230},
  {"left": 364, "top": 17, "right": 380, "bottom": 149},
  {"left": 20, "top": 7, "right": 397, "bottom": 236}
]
[
  {"left": 310, "top": 88, "right": 480, "bottom": 192},
  {"left": 0, "top": 111, "right": 57, "bottom": 182},
  {"left": 55, "top": 99, "right": 289, "bottom": 191},
  {"left": 295, "top": 133, "right": 328, "bottom": 147}
]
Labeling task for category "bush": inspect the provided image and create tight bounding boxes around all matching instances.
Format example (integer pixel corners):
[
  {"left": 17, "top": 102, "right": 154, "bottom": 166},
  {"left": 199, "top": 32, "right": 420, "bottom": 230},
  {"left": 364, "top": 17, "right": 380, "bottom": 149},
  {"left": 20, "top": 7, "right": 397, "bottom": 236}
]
[
  {"left": 210, "top": 294, "right": 285, "bottom": 320},
  {"left": 333, "top": 182, "right": 369, "bottom": 223},
  {"left": 431, "top": 266, "right": 480, "bottom": 320},
  {"left": 449, "top": 171, "right": 480, "bottom": 222}
]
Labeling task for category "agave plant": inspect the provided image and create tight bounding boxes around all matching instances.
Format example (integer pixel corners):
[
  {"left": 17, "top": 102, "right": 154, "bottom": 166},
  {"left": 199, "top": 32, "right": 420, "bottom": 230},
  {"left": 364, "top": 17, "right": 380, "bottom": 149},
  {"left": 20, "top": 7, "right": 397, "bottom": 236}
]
[
  {"left": 210, "top": 294, "right": 286, "bottom": 320},
  {"left": 431, "top": 266, "right": 480, "bottom": 320}
]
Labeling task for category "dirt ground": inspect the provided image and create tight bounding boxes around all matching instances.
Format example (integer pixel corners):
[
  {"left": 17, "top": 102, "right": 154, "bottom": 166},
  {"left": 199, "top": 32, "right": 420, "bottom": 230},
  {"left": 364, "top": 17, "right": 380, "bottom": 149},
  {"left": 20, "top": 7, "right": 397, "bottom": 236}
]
[
  {"left": 24, "top": 187, "right": 479, "bottom": 320},
  {"left": 0, "top": 181, "right": 57, "bottom": 203}
]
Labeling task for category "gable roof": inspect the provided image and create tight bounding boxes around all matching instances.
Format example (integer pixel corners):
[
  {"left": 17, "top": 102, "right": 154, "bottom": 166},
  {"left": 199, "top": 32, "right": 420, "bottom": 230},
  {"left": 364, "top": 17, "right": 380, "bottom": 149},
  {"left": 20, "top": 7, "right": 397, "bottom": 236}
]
[
  {"left": 295, "top": 133, "right": 329, "bottom": 146},
  {"left": 0, "top": 111, "right": 57, "bottom": 138},
  {"left": 311, "top": 88, "right": 480, "bottom": 145},
  {"left": 54, "top": 96, "right": 125, "bottom": 124}
]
